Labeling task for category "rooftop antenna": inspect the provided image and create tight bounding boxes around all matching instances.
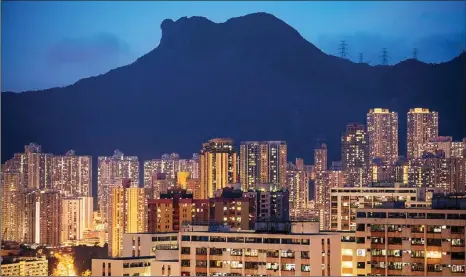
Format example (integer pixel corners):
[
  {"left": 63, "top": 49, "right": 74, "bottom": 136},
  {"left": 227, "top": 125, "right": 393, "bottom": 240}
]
[
  {"left": 358, "top": 52, "right": 364, "bottom": 63},
  {"left": 380, "top": 48, "right": 390, "bottom": 65}
]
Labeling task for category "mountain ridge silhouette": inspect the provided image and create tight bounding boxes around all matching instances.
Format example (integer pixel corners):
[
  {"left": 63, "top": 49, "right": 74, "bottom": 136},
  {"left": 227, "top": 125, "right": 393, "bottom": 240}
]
[{"left": 2, "top": 12, "right": 466, "bottom": 171}]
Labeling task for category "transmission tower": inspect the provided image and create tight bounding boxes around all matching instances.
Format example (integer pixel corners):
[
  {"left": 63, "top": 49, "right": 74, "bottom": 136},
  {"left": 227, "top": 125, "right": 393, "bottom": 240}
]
[
  {"left": 358, "top": 52, "right": 364, "bottom": 63},
  {"left": 380, "top": 48, "right": 389, "bottom": 65},
  {"left": 338, "top": 40, "right": 349, "bottom": 59},
  {"left": 412, "top": 48, "right": 419, "bottom": 60}
]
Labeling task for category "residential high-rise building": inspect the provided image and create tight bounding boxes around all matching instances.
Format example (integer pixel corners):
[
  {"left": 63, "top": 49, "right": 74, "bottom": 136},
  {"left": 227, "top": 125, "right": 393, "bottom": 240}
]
[
  {"left": 143, "top": 153, "right": 200, "bottom": 189},
  {"left": 286, "top": 163, "right": 309, "bottom": 220},
  {"left": 239, "top": 141, "right": 287, "bottom": 190},
  {"left": 200, "top": 138, "right": 238, "bottom": 198},
  {"left": 52, "top": 150, "right": 92, "bottom": 197},
  {"left": 251, "top": 184, "right": 290, "bottom": 222},
  {"left": 315, "top": 164, "right": 346, "bottom": 230},
  {"left": 23, "top": 190, "right": 40, "bottom": 244},
  {"left": 2, "top": 143, "right": 53, "bottom": 192},
  {"left": 407, "top": 108, "right": 439, "bottom": 159},
  {"left": 209, "top": 187, "right": 256, "bottom": 230},
  {"left": 341, "top": 123, "right": 369, "bottom": 187},
  {"left": 355, "top": 194, "right": 466, "bottom": 276},
  {"left": 420, "top": 136, "right": 465, "bottom": 158},
  {"left": 108, "top": 179, "right": 146, "bottom": 257},
  {"left": 39, "top": 190, "right": 62, "bottom": 246},
  {"left": 408, "top": 154, "right": 466, "bottom": 192},
  {"left": 1, "top": 172, "right": 23, "bottom": 242},
  {"left": 23, "top": 190, "right": 62, "bottom": 246},
  {"left": 367, "top": 108, "right": 399, "bottom": 163},
  {"left": 145, "top": 172, "right": 171, "bottom": 200},
  {"left": 314, "top": 143, "right": 328, "bottom": 172},
  {"left": 147, "top": 188, "right": 209, "bottom": 233},
  {"left": 186, "top": 178, "right": 202, "bottom": 199},
  {"left": 97, "top": 150, "right": 139, "bottom": 223},
  {"left": 61, "top": 196, "right": 94, "bottom": 242}
]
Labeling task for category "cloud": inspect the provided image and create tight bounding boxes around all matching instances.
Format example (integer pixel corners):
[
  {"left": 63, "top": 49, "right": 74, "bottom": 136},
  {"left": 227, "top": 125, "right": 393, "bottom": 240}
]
[{"left": 46, "top": 33, "right": 131, "bottom": 68}]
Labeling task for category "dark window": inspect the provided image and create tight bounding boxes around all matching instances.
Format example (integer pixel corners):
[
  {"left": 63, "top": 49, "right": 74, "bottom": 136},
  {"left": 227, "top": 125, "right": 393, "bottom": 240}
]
[
  {"left": 245, "top": 237, "right": 262, "bottom": 243},
  {"left": 356, "top": 212, "right": 366, "bottom": 218},
  {"left": 181, "top": 247, "right": 190, "bottom": 255},
  {"left": 451, "top": 226, "right": 465, "bottom": 234},
  {"left": 452, "top": 252, "right": 465, "bottom": 260},
  {"left": 357, "top": 262, "right": 365, "bottom": 269},
  {"left": 356, "top": 237, "right": 365, "bottom": 244},
  {"left": 356, "top": 224, "right": 365, "bottom": 231},
  {"left": 181, "top": 236, "right": 190, "bottom": 241},
  {"left": 427, "top": 238, "right": 442, "bottom": 246},
  {"left": 227, "top": 237, "right": 245, "bottom": 243},
  {"left": 263, "top": 238, "right": 280, "bottom": 244},
  {"left": 427, "top": 213, "right": 445, "bottom": 219}
]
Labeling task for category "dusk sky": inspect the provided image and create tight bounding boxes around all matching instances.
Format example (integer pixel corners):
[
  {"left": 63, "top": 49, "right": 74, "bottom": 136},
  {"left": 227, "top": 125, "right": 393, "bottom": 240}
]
[{"left": 2, "top": 1, "right": 465, "bottom": 92}]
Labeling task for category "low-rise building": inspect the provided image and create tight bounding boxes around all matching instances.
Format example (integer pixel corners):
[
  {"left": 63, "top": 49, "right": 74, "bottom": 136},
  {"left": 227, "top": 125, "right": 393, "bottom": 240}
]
[
  {"left": 355, "top": 194, "right": 466, "bottom": 276},
  {"left": 330, "top": 184, "right": 441, "bottom": 231},
  {"left": 91, "top": 256, "right": 154, "bottom": 276},
  {"left": 0, "top": 256, "right": 48, "bottom": 276}
]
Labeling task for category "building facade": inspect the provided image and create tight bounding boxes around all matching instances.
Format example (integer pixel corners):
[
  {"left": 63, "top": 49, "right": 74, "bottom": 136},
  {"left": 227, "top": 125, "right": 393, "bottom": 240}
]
[
  {"left": 286, "top": 166, "right": 309, "bottom": 220},
  {"left": 51, "top": 150, "right": 92, "bottom": 197},
  {"left": 1, "top": 172, "right": 23, "bottom": 242},
  {"left": 367, "top": 108, "right": 398, "bottom": 163},
  {"left": 108, "top": 180, "right": 146, "bottom": 257},
  {"left": 61, "top": 196, "right": 94, "bottom": 243},
  {"left": 147, "top": 188, "right": 209, "bottom": 233},
  {"left": 97, "top": 150, "right": 139, "bottom": 224},
  {"left": 0, "top": 257, "right": 48, "bottom": 276},
  {"left": 355, "top": 197, "right": 466, "bottom": 276},
  {"left": 314, "top": 143, "right": 328, "bottom": 172},
  {"left": 330, "top": 185, "right": 441, "bottom": 231},
  {"left": 200, "top": 138, "right": 238, "bottom": 199},
  {"left": 407, "top": 108, "right": 439, "bottom": 159},
  {"left": 239, "top": 141, "right": 287, "bottom": 190},
  {"left": 341, "top": 123, "right": 369, "bottom": 187}
]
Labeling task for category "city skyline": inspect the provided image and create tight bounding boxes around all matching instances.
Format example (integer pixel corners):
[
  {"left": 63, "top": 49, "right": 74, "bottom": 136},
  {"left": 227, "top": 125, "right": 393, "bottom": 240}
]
[{"left": 1, "top": 2, "right": 465, "bottom": 276}]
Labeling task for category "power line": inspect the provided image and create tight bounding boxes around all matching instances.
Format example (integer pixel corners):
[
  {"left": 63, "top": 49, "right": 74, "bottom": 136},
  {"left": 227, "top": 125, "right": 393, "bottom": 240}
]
[
  {"left": 412, "top": 48, "right": 419, "bottom": 60},
  {"left": 380, "top": 48, "right": 390, "bottom": 65},
  {"left": 338, "top": 40, "right": 349, "bottom": 59}
]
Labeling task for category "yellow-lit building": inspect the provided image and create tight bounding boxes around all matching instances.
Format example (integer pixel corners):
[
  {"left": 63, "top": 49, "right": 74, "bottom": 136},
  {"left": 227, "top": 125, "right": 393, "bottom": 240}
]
[
  {"left": 61, "top": 196, "right": 94, "bottom": 243},
  {"left": 0, "top": 257, "right": 48, "bottom": 276},
  {"left": 407, "top": 108, "right": 439, "bottom": 159},
  {"left": 97, "top": 150, "right": 139, "bottom": 225},
  {"left": 1, "top": 172, "right": 23, "bottom": 242},
  {"left": 286, "top": 165, "right": 309, "bottom": 220},
  {"left": 367, "top": 108, "right": 398, "bottom": 163},
  {"left": 51, "top": 150, "right": 92, "bottom": 197},
  {"left": 239, "top": 141, "right": 287, "bottom": 190},
  {"left": 200, "top": 138, "right": 238, "bottom": 198},
  {"left": 314, "top": 143, "right": 328, "bottom": 172},
  {"left": 108, "top": 180, "right": 147, "bottom": 257},
  {"left": 177, "top": 171, "right": 190, "bottom": 188}
]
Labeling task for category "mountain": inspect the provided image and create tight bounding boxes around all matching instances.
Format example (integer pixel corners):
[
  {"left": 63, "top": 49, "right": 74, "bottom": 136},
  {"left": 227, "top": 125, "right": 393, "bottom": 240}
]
[{"left": 2, "top": 12, "right": 466, "bottom": 167}]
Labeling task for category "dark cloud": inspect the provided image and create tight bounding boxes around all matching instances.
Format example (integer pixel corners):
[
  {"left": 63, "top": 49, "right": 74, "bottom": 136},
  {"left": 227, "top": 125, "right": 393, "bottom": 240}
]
[{"left": 46, "top": 33, "right": 130, "bottom": 68}]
